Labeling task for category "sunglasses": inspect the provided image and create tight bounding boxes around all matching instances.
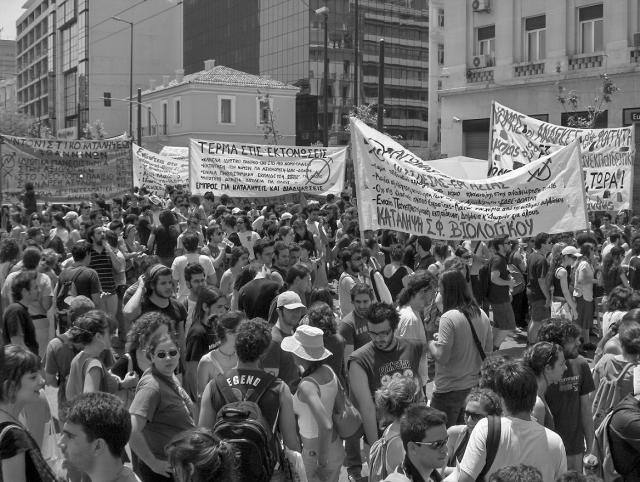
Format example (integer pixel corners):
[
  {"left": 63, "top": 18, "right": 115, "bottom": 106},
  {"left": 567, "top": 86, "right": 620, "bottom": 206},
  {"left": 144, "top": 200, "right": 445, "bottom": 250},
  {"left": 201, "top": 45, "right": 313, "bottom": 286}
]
[
  {"left": 464, "top": 410, "right": 485, "bottom": 421},
  {"left": 155, "top": 349, "right": 179, "bottom": 359},
  {"left": 414, "top": 437, "right": 449, "bottom": 450}
]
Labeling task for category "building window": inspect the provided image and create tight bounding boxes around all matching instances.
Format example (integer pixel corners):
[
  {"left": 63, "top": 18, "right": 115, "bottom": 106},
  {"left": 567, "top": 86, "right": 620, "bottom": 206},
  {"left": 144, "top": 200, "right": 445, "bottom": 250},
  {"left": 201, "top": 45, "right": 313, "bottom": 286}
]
[
  {"left": 219, "top": 95, "right": 235, "bottom": 124},
  {"left": 525, "top": 15, "right": 546, "bottom": 61},
  {"left": 476, "top": 25, "right": 495, "bottom": 59},
  {"left": 162, "top": 102, "right": 167, "bottom": 135},
  {"left": 103, "top": 92, "right": 111, "bottom": 107},
  {"left": 64, "top": 70, "right": 77, "bottom": 119},
  {"left": 257, "top": 96, "right": 273, "bottom": 125},
  {"left": 437, "top": 8, "right": 444, "bottom": 28},
  {"left": 579, "top": 4, "right": 603, "bottom": 54},
  {"left": 174, "top": 98, "right": 181, "bottom": 124},
  {"left": 437, "top": 44, "right": 445, "bottom": 65},
  {"left": 147, "top": 108, "right": 153, "bottom": 136}
]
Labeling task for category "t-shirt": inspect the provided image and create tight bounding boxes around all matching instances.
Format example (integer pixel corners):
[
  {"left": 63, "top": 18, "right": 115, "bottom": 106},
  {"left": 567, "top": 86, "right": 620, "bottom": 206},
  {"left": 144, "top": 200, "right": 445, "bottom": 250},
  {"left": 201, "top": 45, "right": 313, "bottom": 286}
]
[
  {"left": 349, "top": 338, "right": 423, "bottom": 396},
  {"left": 338, "top": 310, "right": 370, "bottom": 351},
  {"left": 488, "top": 254, "right": 510, "bottom": 304},
  {"left": 184, "top": 321, "right": 217, "bottom": 362},
  {"left": 129, "top": 368, "right": 195, "bottom": 460},
  {"left": 237, "top": 278, "right": 280, "bottom": 320},
  {"left": 57, "top": 265, "right": 101, "bottom": 299},
  {"left": 0, "top": 421, "right": 57, "bottom": 482},
  {"left": 171, "top": 253, "right": 216, "bottom": 299},
  {"left": 592, "top": 354, "right": 637, "bottom": 403},
  {"left": 140, "top": 298, "right": 187, "bottom": 330},
  {"left": 433, "top": 309, "right": 492, "bottom": 393},
  {"left": 338, "top": 272, "right": 363, "bottom": 317},
  {"left": 152, "top": 225, "right": 178, "bottom": 258},
  {"left": 1, "top": 271, "right": 52, "bottom": 318},
  {"left": 628, "top": 255, "right": 640, "bottom": 290},
  {"left": 260, "top": 339, "right": 299, "bottom": 390},
  {"left": 395, "top": 306, "right": 428, "bottom": 386},
  {"left": 2, "top": 302, "right": 38, "bottom": 355},
  {"left": 66, "top": 351, "right": 119, "bottom": 401},
  {"left": 89, "top": 247, "right": 116, "bottom": 294},
  {"left": 459, "top": 416, "right": 567, "bottom": 482},
  {"left": 544, "top": 355, "right": 596, "bottom": 455},
  {"left": 526, "top": 250, "right": 548, "bottom": 301},
  {"left": 573, "top": 260, "right": 594, "bottom": 302}
]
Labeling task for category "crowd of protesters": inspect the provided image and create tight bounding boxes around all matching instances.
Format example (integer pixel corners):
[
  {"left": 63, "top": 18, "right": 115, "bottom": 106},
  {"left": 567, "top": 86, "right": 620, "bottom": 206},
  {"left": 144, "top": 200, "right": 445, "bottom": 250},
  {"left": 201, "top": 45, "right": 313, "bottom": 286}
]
[{"left": 0, "top": 184, "right": 639, "bottom": 482}]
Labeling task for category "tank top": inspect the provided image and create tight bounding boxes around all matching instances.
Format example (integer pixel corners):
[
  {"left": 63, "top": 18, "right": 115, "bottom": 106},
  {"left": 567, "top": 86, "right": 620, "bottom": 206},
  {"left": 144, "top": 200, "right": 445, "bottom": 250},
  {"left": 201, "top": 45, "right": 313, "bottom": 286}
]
[
  {"left": 293, "top": 366, "right": 338, "bottom": 439},
  {"left": 553, "top": 266, "right": 570, "bottom": 299},
  {"left": 383, "top": 265, "right": 409, "bottom": 301}
]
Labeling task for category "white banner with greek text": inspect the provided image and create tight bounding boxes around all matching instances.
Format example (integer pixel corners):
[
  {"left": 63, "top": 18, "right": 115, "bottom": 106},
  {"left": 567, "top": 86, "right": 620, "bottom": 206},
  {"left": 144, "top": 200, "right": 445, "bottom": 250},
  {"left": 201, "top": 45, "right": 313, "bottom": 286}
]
[
  {"left": 132, "top": 144, "right": 189, "bottom": 194},
  {"left": 189, "top": 139, "right": 347, "bottom": 197},
  {"left": 159, "top": 145, "right": 188, "bottom": 162},
  {"left": 489, "top": 101, "right": 634, "bottom": 212},
  {"left": 350, "top": 118, "right": 589, "bottom": 240}
]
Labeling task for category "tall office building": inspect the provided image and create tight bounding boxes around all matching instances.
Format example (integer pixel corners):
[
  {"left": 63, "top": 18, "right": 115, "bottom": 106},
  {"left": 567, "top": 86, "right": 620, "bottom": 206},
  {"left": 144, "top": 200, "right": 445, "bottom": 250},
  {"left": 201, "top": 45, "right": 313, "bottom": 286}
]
[
  {"left": 183, "top": 0, "right": 429, "bottom": 147},
  {"left": 0, "top": 40, "right": 17, "bottom": 81}
]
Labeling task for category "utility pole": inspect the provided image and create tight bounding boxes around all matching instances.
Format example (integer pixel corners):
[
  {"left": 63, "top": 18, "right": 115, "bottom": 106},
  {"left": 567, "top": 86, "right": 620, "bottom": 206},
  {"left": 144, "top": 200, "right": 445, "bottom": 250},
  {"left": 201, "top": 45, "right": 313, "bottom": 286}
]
[{"left": 377, "top": 39, "right": 385, "bottom": 131}]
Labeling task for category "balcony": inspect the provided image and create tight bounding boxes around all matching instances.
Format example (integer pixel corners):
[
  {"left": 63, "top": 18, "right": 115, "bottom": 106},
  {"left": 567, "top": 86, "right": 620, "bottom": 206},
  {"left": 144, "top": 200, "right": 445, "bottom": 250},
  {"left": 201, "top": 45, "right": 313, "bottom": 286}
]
[
  {"left": 362, "top": 75, "right": 426, "bottom": 88},
  {"left": 568, "top": 53, "right": 604, "bottom": 70},
  {"left": 466, "top": 67, "right": 494, "bottom": 83},
  {"left": 514, "top": 61, "right": 545, "bottom": 77}
]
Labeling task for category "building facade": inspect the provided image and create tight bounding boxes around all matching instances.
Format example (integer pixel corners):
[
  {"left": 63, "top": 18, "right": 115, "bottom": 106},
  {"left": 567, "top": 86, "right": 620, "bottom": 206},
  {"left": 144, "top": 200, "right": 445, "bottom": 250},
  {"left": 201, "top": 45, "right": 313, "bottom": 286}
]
[
  {"left": 0, "top": 77, "right": 18, "bottom": 112},
  {"left": 0, "top": 40, "right": 17, "bottom": 81},
  {"left": 438, "top": 0, "right": 640, "bottom": 160},
  {"left": 136, "top": 61, "right": 298, "bottom": 153},
  {"left": 183, "top": 0, "right": 430, "bottom": 148}
]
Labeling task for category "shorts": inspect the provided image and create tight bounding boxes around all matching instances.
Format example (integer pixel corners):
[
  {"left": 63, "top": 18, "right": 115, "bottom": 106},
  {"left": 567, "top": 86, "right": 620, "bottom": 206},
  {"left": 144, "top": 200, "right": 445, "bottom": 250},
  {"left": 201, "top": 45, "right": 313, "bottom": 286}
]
[
  {"left": 528, "top": 298, "right": 550, "bottom": 323},
  {"left": 576, "top": 296, "right": 594, "bottom": 331},
  {"left": 491, "top": 302, "right": 516, "bottom": 330}
]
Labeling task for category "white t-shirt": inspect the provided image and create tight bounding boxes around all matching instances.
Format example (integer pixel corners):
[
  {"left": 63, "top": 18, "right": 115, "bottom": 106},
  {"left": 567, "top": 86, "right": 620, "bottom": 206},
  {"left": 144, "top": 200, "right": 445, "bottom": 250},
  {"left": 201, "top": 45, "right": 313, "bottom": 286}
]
[
  {"left": 171, "top": 253, "right": 216, "bottom": 300},
  {"left": 459, "top": 416, "right": 566, "bottom": 482},
  {"left": 395, "top": 305, "right": 428, "bottom": 386}
]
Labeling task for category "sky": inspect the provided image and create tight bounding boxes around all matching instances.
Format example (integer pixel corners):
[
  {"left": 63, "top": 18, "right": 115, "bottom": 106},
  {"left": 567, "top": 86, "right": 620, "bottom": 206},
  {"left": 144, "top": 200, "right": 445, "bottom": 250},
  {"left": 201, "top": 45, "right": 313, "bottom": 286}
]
[{"left": 1, "top": 0, "right": 26, "bottom": 40}]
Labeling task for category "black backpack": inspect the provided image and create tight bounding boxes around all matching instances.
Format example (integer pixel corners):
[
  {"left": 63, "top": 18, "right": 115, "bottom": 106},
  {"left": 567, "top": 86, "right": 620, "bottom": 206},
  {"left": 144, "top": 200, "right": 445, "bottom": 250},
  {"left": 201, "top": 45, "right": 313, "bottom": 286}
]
[
  {"left": 54, "top": 269, "right": 83, "bottom": 332},
  {"left": 212, "top": 372, "right": 279, "bottom": 482}
]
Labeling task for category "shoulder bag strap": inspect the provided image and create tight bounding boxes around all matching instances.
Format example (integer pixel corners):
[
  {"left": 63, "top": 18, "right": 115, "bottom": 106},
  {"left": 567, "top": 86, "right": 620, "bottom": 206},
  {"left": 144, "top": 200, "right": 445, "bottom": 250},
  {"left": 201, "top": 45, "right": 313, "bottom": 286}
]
[
  {"left": 0, "top": 423, "right": 20, "bottom": 443},
  {"left": 245, "top": 372, "right": 276, "bottom": 404},
  {"left": 478, "top": 415, "right": 501, "bottom": 481},
  {"left": 462, "top": 312, "right": 486, "bottom": 361},
  {"left": 474, "top": 241, "right": 481, "bottom": 254}
]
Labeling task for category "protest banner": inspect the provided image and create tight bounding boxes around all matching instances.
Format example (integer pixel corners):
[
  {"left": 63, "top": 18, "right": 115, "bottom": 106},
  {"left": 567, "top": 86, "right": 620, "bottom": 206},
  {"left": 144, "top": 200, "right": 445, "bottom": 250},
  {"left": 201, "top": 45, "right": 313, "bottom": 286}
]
[
  {"left": 159, "top": 145, "right": 188, "bottom": 162},
  {"left": 189, "top": 139, "right": 347, "bottom": 197},
  {"left": 0, "top": 135, "right": 132, "bottom": 203},
  {"left": 489, "top": 101, "right": 634, "bottom": 212},
  {"left": 350, "top": 117, "right": 589, "bottom": 241},
  {"left": 132, "top": 143, "right": 189, "bottom": 194}
]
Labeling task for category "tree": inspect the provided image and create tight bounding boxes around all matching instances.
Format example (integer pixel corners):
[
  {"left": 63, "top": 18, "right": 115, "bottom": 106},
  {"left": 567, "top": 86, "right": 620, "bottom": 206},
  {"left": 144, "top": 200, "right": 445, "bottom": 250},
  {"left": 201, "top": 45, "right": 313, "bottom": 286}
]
[
  {"left": 0, "top": 110, "right": 52, "bottom": 137},
  {"left": 557, "top": 73, "right": 619, "bottom": 128},
  {"left": 82, "top": 120, "right": 108, "bottom": 139},
  {"left": 257, "top": 91, "right": 282, "bottom": 145}
]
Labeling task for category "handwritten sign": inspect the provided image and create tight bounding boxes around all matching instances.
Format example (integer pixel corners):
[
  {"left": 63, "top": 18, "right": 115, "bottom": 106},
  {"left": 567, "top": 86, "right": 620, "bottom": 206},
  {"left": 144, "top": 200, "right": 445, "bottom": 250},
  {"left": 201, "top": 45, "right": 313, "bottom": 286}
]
[
  {"left": 132, "top": 143, "right": 189, "bottom": 194},
  {"left": 189, "top": 139, "right": 347, "bottom": 197},
  {"left": 489, "top": 102, "right": 635, "bottom": 211},
  {"left": 350, "top": 118, "right": 589, "bottom": 240},
  {"left": 159, "top": 145, "right": 188, "bottom": 162},
  {"left": 0, "top": 135, "right": 132, "bottom": 203}
]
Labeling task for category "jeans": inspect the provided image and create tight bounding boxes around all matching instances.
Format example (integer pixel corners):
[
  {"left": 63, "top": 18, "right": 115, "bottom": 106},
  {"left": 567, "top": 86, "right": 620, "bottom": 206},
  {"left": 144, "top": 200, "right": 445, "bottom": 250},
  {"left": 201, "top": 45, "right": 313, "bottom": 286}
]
[{"left": 430, "top": 388, "right": 472, "bottom": 428}]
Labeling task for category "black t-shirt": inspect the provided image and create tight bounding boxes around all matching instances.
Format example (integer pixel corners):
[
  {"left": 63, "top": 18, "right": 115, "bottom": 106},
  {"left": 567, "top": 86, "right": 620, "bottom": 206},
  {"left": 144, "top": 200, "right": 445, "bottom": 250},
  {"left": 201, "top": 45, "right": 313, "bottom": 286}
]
[
  {"left": 0, "top": 421, "right": 56, "bottom": 482},
  {"left": 185, "top": 321, "right": 217, "bottom": 362},
  {"left": 153, "top": 225, "right": 179, "bottom": 257},
  {"left": 140, "top": 297, "right": 187, "bottom": 330},
  {"left": 58, "top": 265, "right": 102, "bottom": 299},
  {"left": 2, "top": 303, "right": 38, "bottom": 355},
  {"left": 488, "top": 253, "right": 510, "bottom": 304},
  {"left": 526, "top": 251, "right": 548, "bottom": 301},
  {"left": 237, "top": 278, "right": 280, "bottom": 320},
  {"left": 629, "top": 256, "right": 640, "bottom": 290}
]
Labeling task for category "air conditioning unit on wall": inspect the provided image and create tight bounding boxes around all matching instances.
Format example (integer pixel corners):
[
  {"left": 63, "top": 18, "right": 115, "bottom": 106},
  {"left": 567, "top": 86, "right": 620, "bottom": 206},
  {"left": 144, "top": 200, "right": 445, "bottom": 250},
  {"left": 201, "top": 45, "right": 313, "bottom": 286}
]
[
  {"left": 471, "top": 55, "right": 490, "bottom": 68},
  {"left": 472, "top": 0, "right": 490, "bottom": 12}
]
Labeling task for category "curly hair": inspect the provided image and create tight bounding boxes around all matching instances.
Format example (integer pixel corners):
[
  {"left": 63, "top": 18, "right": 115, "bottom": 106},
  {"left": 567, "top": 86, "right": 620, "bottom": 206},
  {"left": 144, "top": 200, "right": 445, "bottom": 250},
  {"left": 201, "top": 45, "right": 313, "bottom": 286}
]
[
  {"left": 0, "top": 238, "right": 20, "bottom": 263},
  {"left": 236, "top": 318, "right": 272, "bottom": 363},
  {"left": 606, "top": 286, "right": 632, "bottom": 312},
  {"left": 619, "top": 321, "right": 640, "bottom": 356},
  {"left": 522, "top": 342, "right": 563, "bottom": 378},
  {"left": 307, "top": 302, "right": 337, "bottom": 336},
  {"left": 397, "top": 273, "right": 434, "bottom": 307},
  {"left": 66, "top": 392, "right": 131, "bottom": 458},
  {"left": 215, "top": 311, "right": 244, "bottom": 345},
  {"left": 166, "top": 428, "right": 237, "bottom": 482},
  {"left": 125, "top": 311, "right": 174, "bottom": 353},
  {"left": 488, "top": 464, "right": 542, "bottom": 482},
  {"left": 478, "top": 354, "right": 509, "bottom": 392},
  {"left": 367, "top": 301, "right": 399, "bottom": 330},
  {"left": 374, "top": 376, "right": 418, "bottom": 419},
  {"left": 537, "top": 318, "right": 581, "bottom": 346},
  {"left": 465, "top": 387, "right": 503, "bottom": 416},
  {"left": 68, "top": 310, "right": 114, "bottom": 346}
]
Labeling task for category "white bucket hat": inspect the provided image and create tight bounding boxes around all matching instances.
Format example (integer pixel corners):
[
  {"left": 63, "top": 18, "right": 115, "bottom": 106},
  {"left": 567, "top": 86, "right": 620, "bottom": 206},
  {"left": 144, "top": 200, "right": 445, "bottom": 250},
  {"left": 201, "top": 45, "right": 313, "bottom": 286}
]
[{"left": 281, "top": 325, "right": 332, "bottom": 361}]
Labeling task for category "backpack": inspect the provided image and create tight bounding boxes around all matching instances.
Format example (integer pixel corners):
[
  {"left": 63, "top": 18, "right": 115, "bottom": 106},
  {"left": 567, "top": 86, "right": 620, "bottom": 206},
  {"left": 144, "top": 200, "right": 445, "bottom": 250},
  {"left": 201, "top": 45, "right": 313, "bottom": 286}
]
[
  {"left": 369, "top": 424, "right": 402, "bottom": 482},
  {"left": 592, "top": 362, "right": 636, "bottom": 430},
  {"left": 212, "top": 372, "right": 279, "bottom": 482},
  {"left": 591, "top": 408, "right": 624, "bottom": 482},
  {"left": 54, "top": 268, "right": 83, "bottom": 332}
]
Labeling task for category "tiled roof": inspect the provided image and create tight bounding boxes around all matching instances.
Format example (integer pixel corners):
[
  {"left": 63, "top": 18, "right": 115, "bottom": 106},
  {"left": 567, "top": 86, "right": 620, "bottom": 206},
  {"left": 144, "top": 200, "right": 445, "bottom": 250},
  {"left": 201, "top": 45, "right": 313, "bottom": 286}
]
[{"left": 143, "top": 65, "right": 299, "bottom": 94}]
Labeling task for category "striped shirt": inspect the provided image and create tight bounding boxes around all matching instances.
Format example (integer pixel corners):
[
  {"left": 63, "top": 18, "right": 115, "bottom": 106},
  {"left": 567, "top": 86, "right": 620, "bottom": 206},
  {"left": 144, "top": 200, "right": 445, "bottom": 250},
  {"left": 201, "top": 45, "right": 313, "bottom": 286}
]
[{"left": 89, "top": 247, "right": 115, "bottom": 294}]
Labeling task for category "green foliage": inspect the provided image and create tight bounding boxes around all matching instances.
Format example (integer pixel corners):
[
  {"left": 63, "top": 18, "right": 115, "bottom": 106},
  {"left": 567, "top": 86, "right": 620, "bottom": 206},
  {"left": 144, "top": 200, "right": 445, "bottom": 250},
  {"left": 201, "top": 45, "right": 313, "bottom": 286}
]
[
  {"left": 257, "top": 91, "right": 283, "bottom": 145},
  {"left": 82, "top": 120, "right": 108, "bottom": 139},
  {"left": 0, "top": 110, "right": 52, "bottom": 137},
  {"left": 557, "top": 73, "right": 619, "bottom": 128}
]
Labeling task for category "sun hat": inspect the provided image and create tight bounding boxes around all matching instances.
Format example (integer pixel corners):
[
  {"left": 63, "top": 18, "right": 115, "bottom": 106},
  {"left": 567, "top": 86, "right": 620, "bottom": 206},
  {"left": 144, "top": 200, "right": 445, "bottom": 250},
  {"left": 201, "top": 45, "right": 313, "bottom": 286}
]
[
  {"left": 281, "top": 325, "right": 332, "bottom": 361},
  {"left": 561, "top": 246, "right": 582, "bottom": 257},
  {"left": 277, "top": 291, "right": 306, "bottom": 310},
  {"left": 63, "top": 211, "right": 79, "bottom": 221}
]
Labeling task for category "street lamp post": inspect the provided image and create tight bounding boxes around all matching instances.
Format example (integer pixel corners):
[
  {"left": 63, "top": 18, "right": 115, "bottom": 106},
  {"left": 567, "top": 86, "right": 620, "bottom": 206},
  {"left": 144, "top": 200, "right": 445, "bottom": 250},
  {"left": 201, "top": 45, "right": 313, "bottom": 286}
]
[
  {"left": 111, "top": 16, "right": 133, "bottom": 139},
  {"left": 354, "top": 0, "right": 359, "bottom": 107},
  {"left": 316, "top": 6, "right": 329, "bottom": 147}
]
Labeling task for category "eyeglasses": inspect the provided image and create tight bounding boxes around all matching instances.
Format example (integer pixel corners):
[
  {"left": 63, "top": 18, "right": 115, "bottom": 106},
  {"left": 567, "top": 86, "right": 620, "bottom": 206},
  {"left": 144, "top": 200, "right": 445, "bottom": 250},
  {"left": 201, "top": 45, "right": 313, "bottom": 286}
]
[
  {"left": 413, "top": 437, "right": 449, "bottom": 450},
  {"left": 155, "top": 349, "right": 179, "bottom": 359},
  {"left": 369, "top": 328, "right": 393, "bottom": 339},
  {"left": 464, "top": 410, "right": 485, "bottom": 422}
]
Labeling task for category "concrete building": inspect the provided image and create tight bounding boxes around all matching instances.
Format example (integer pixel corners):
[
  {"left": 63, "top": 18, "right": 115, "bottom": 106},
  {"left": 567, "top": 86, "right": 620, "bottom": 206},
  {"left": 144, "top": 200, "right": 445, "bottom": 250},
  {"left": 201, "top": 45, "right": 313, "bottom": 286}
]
[
  {"left": 135, "top": 60, "right": 298, "bottom": 153},
  {"left": 0, "top": 40, "right": 17, "bottom": 81},
  {"left": 437, "top": 0, "right": 640, "bottom": 160},
  {"left": 16, "top": 0, "right": 52, "bottom": 123},
  {"left": 183, "top": 0, "right": 429, "bottom": 148},
  {"left": 0, "top": 77, "right": 18, "bottom": 112}
]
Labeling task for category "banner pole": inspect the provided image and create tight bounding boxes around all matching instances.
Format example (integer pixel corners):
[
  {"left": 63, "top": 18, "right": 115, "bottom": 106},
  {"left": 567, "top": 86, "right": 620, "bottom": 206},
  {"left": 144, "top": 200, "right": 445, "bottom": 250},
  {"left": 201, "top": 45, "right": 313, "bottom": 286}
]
[
  {"left": 487, "top": 100, "right": 495, "bottom": 176},
  {"left": 0, "top": 136, "right": 4, "bottom": 209},
  {"left": 129, "top": 136, "right": 134, "bottom": 194}
]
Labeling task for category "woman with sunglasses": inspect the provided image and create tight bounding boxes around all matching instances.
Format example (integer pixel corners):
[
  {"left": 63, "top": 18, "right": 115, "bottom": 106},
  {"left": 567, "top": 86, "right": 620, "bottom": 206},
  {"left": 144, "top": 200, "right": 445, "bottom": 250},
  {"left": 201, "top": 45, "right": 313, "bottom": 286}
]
[
  {"left": 443, "top": 388, "right": 502, "bottom": 475},
  {"left": 129, "top": 331, "right": 195, "bottom": 481}
]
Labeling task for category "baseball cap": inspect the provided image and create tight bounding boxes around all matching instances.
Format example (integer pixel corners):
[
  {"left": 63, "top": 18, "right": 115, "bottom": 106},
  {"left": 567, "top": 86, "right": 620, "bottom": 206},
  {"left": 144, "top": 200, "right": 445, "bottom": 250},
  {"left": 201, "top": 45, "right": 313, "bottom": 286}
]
[
  {"left": 277, "top": 291, "right": 305, "bottom": 310},
  {"left": 232, "top": 207, "right": 242, "bottom": 215},
  {"left": 280, "top": 212, "right": 293, "bottom": 221},
  {"left": 561, "top": 246, "right": 582, "bottom": 257}
]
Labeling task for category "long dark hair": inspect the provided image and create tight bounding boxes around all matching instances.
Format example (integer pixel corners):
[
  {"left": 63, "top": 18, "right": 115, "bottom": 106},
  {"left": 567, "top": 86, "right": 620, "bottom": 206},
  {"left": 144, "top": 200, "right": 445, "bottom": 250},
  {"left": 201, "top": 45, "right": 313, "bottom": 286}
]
[{"left": 440, "top": 269, "right": 480, "bottom": 320}]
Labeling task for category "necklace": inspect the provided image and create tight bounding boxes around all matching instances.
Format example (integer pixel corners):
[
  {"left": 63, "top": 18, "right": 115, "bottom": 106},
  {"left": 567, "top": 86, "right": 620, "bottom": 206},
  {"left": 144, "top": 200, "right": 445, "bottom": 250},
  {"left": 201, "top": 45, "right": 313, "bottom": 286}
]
[{"left": 218, "top": 346, "right": 236, "bottom": 357}]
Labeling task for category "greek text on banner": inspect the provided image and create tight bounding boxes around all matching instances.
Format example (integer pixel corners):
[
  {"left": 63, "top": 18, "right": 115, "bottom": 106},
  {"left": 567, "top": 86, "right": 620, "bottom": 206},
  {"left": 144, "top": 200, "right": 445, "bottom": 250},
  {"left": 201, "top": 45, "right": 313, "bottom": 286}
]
[
  {"left": 189, "top": 139, "right": 347, "bottom": 197},
  {"left": 489, "top": 101, "right": 634, "bottom": 212},
  {"left": 350, "top": 117, "right": 589, "bottom": 241},
  {"left": 132, "top": 143, "right": 189, "bottom": 194},
  {"left": 0, "top": 135, "right": 132, "bottom": 203}
]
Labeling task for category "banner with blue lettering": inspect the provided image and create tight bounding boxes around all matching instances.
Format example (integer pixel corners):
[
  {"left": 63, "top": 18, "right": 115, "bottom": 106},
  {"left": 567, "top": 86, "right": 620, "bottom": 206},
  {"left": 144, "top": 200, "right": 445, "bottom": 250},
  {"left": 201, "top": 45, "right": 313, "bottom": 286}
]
[
  {"left": 489, "top": 102, "right": 634, "bottom": 212},
  {"left": 350, "top": 118, "right": 589, "bottom": 241}
]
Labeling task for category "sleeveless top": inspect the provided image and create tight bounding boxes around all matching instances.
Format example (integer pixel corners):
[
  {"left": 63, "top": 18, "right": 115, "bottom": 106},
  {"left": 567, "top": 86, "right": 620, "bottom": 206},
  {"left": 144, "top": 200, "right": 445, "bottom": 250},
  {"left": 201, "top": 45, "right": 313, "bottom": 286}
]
[
  {"left": 553, "top": 266, "right": 570, "bottom": 300},
  {"left": 383, "top": 265, "right": 409, "bottom": 301},
  {"left": 293, "top": 366, "right": 338, "bottom": 439}
]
